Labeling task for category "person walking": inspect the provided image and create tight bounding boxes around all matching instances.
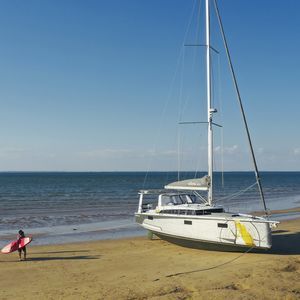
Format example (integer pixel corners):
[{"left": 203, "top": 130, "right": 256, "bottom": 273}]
[{"left": 17, "top": 230, "right": 27, "bottom": 261}]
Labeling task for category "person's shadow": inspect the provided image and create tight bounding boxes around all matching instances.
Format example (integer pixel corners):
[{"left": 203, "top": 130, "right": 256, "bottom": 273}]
[
  {"left": 26, "top": 254, "right": 100, "bottom": 261},
  {"left": 26, "top": 250, "right": 100, "bottom": 261}
]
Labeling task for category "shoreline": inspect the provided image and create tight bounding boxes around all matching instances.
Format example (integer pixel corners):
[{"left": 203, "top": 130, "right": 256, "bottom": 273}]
[
  {"left": 1, "top": 218, "right": 300, "bottom": 299},
  {"left": 1, "top": 207, "right": 300, "bottom": 248}
]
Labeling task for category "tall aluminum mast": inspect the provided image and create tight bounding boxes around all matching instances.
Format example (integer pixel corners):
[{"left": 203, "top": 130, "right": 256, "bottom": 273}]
[{"left": 206, "top": 0, "right": 214, "bottom": 205}]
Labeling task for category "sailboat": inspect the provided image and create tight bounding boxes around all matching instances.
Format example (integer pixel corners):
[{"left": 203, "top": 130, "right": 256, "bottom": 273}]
[{"left": 135, "top": 0, "right": 278, "bottom": 251}]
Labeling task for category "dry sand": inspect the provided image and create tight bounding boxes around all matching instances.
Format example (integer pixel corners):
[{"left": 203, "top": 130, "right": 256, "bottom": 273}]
[{"left": 0, "top": 218, "right": 300, "bottom": 300}]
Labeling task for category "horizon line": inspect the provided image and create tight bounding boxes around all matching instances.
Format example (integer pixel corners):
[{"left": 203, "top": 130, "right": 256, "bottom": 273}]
[{"left": 0, "top": 170, "right": 299, "bottom": 173}]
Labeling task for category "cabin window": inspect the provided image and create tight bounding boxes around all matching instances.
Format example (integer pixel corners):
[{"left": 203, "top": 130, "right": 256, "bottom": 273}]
[
  {"left": 171, "top": 195, "right": 183, "bottom": 205},
  {"left": 195, "top": 208, "right": 224, "bottom": 215},
  {"left": 218, "top": 223, "right": 228, "bottom": 228},
  {"left": 159, "top": 210, "right": 177, "bottom": 215},
  {"left": 148, "top": 216, "right": 153, "bottom": 220},
  {"left": 179, "top": 194, "right": 193, "bottom": 204},
  {"left": 187, "top": 194, "right": 198, "bottom": 203},
  {"left": 186, "top": 210, "right": 195, "bottom": 215},
  {"left": 211, "top": 208, "right": 224, "bottom": 213},
  {"left": 160, "top": 195, "right": 172, "bottom": 206},
  {"left": 142, "top": 203, "right": 153, "bottom": 212},
  {"left": 161, "top": 194, "right": 186, "bottom": 206},
  {"left": 184, "top": 220, "right": 192, "bottom": 225}
]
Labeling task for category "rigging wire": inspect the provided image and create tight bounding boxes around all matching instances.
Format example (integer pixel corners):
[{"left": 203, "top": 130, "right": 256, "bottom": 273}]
[
  {"left": 221, "top": 126, "right": 224, "bottom": 187},
  {"left": 213, "top": 0, "right": 268, "bottom": 214},
  {"left": 142, "top": 0, "right": 198, "bottom": 188},
  {"left": 193, "top": 130, "right": 204, "bottom": 179},
  {"left": 191, "top": 0, "right": 203, "bottom": 69},
  {"left": 217, "top": 54, "right": 225, "bottom": 187},
  {"left": 177, "top": 126, "right": 181, "bottom": 181},
  {"left": 210, "top": 47, "right": 217, "bottom": 175},
  {"left": 177, "top": 47, "right": 186, "bottom": 181},
  {"left": 179, "top": 0, "right": 203, "bottom": 120},
  {"left": 177, "top": 0, "right": 204, "bottom": 181},
  {"left": 215, "top": 181, "right": 258, "bottom": 203},
  {"left": 208, "top": 35, "right": 225, "bottom": 188}
]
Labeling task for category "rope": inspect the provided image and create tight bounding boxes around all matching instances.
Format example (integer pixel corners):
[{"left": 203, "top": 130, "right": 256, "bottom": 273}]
[{"left": 165, "top": 245, "right": 255, "bottom": 278}]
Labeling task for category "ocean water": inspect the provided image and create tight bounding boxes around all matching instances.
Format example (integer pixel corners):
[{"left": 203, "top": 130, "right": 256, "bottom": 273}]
[{"left": 0, "top": 171, "right": 299, "bottom": 247}]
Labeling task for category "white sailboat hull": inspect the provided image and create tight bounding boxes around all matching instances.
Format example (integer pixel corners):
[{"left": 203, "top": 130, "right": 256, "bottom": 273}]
[{"left": 135, "top": 212, "right": 273, "bottom": 250}]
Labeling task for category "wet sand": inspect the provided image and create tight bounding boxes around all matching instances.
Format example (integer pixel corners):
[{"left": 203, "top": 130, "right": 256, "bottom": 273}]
[{"left": 0, "top": 218, "right": 300, "bottom": 300}]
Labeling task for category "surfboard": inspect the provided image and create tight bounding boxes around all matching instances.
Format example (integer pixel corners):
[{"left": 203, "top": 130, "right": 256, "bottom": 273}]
[{"left": 1, "top": 237, "right": 32, "bottom": 254}]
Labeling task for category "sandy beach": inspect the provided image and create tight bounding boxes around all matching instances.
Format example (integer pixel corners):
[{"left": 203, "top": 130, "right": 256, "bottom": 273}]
[{"left": 0, "top": 218, "right": 299, "bottom": 300}]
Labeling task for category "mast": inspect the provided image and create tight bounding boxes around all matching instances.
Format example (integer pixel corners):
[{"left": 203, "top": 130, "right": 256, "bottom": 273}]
[{"left": 206, "top": 0, "right": 213, "bottom": 205}]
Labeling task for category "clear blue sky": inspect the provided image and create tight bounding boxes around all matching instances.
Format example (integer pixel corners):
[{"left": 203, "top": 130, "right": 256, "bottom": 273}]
[{"left": 0, "top": 0, "right": 299, "bottom": 171}]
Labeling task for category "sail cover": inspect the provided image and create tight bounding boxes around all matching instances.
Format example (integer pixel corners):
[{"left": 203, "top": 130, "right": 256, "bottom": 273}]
[{"left": 164, "top": 176, "right": 210, "bottom": 191}]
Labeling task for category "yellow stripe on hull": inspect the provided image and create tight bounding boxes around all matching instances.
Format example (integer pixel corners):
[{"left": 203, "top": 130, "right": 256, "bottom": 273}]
[{"left": 235, "top": 221, "right": 254, "bottom": 246}]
